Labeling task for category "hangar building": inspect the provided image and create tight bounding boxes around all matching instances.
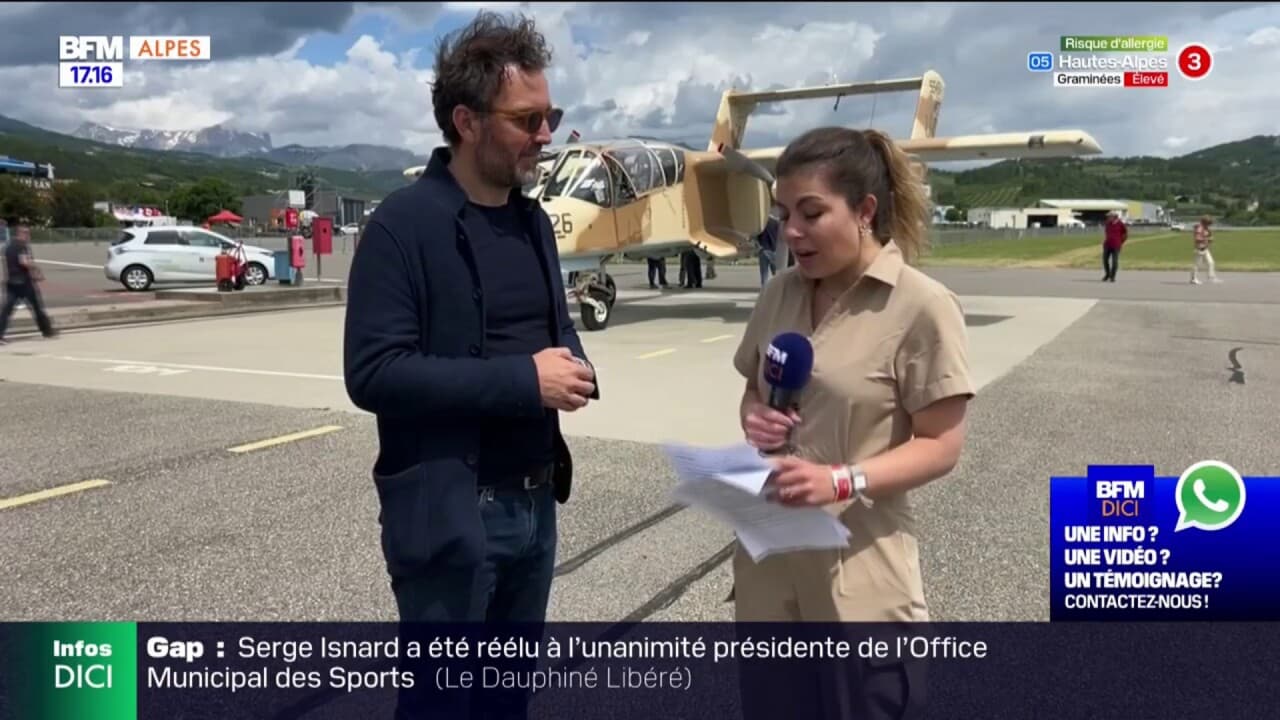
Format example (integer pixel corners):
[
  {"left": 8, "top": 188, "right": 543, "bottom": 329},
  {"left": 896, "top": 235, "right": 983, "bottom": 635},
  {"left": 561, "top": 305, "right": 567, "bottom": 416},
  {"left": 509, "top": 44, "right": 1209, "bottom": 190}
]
[
  {"left": 968, "top": 199, "right": 1166, "bottom": 228},
  {"left": 967, "top": 205, "right": 1085, "bottom": 229},
  {"left": 1037, "top": 199, "right": 1131, "bottom": 225}
]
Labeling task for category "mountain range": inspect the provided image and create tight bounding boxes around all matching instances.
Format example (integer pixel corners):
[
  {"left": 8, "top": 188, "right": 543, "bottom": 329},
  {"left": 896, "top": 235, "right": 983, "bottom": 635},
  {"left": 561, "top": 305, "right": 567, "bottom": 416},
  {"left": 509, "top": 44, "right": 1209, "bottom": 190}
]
[
  {"left": 2, "top": 112, "right": 1279, "bottom": 223},
  {"left": 70, "top": 120, "right": 426, "bottom": 172}
]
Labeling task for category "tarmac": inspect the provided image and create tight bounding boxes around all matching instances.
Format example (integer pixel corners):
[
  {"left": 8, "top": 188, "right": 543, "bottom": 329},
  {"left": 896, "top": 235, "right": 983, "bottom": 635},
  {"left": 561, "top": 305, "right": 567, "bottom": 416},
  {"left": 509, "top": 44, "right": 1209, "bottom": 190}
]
[{"left": 1, "top": 262, "right": 1277, "bottom": 625}]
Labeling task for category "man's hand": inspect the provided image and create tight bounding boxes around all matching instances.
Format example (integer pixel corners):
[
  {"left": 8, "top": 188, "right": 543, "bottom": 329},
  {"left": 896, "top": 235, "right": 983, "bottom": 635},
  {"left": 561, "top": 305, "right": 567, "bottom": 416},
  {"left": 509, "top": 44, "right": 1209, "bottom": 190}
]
[
  {"left": 766, "top": 456, "right": 836, "bottom": 507},
  {"left": 741, "top": 398, "right": 800, "bottom": 451},
  {"left": 533, "top": 347, "right": 595, "bottom": 412}
]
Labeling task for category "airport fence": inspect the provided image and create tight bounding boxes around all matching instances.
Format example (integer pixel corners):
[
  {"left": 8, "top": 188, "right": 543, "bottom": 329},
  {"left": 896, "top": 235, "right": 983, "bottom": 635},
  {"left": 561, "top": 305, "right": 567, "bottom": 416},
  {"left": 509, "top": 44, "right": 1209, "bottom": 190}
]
[{"left": 926, "top": 224, "right": 1168, "bottom": 247}]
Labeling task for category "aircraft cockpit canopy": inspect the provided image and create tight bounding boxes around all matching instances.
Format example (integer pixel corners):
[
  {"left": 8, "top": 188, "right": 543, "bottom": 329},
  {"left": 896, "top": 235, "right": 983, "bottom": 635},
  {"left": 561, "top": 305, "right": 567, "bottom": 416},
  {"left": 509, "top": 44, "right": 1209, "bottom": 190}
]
[{"left": 538, "top": 139, "right": 685, "bottom": 209}]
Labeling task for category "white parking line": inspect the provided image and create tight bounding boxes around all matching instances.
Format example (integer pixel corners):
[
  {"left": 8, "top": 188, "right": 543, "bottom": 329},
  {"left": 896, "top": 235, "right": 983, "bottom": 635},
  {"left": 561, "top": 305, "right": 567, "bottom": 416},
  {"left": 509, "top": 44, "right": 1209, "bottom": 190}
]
[
  {"left": 35, "top": 354, "right": 343, "bottom": 381},
  {"left": 42, "top": 260, "right": 102, "bottom": 270}
]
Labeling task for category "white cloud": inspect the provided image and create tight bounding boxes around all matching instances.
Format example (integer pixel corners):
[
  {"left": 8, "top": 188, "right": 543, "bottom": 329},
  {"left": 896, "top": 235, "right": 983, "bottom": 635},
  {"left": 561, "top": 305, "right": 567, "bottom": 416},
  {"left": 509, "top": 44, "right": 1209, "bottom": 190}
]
[
  {"left": 1246, "top": 26, "right": 1280, "bottom": 46},
  {"left": 0, "top": 1, "right": 1276, "bottom": 168},
  {"left": 0, "top": 33, "right": 440, "bottom": 151},
  {"left": 346, "top": 34, "right": 398, "bottom": 72}
]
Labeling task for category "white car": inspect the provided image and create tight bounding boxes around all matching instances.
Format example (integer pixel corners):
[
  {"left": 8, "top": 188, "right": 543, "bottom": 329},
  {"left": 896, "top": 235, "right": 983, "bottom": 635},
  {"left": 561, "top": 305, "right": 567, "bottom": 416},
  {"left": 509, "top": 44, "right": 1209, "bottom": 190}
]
[{"left": 105, "top": 226, "right": 277, "bottom": 291}]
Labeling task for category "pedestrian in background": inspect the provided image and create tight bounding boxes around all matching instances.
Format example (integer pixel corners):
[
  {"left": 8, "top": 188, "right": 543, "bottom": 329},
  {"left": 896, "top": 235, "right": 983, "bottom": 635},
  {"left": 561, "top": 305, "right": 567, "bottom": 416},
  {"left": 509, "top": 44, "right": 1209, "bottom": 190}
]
[
  {"left": 647, "top": 256, "right": 669, "bottom": 288},
  {"left": 1191, "top": 215, "right": 1220, "bottom": 284},
  {"left": 756, "top": 213, "right": 779, "bottom": 288},
  {"left": 0, "top": 220, "right": 57, "bottom": 344},
  {"left": 680, "top": 248, "right": 703, "bottom": 288},
  {"left": 1101, "top": 210, "right": 1127, "bottom": 282}
]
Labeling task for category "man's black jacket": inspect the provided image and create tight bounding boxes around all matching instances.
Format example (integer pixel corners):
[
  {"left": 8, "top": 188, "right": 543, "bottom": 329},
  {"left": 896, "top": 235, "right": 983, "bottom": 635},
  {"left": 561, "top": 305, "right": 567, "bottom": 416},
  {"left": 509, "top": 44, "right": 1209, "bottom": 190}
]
[{"left": 343, "top": 146, "right": 598, "bottom": 577}]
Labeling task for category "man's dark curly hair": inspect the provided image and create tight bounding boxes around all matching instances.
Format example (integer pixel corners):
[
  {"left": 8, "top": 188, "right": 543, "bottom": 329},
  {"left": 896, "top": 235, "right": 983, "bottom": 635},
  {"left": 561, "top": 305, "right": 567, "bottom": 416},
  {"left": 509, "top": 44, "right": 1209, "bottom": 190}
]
[{"left": 432, "top": 11, "right": 554, "bottom": 145}]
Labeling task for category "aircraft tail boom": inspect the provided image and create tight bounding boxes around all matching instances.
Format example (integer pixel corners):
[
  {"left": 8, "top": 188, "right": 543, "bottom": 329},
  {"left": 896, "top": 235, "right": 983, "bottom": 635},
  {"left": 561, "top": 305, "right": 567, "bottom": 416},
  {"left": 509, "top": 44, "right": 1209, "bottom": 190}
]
[{"left": 709, "top": 70, "right": 945, "bottom": 151}]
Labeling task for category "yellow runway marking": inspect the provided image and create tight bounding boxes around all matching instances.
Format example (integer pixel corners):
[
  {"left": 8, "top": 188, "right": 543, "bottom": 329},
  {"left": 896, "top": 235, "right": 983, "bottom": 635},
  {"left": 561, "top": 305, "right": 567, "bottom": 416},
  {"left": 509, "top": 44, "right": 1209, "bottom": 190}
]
[
  {"left": 701, "top": 334, "right": 735, "bottom": 343},
  {"left": 636, "top": 348, "right": 677, "bottom": 360},
  {"left": 227, "top": 425, "right": 344, "bottom": 454},
  {"left": 0, "top": 479, "right": 113, "bottom": 511}
]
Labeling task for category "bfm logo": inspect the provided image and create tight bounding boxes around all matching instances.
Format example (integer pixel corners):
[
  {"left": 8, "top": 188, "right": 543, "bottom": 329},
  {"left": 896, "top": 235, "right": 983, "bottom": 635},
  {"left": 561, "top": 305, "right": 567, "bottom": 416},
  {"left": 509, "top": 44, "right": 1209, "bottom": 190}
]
[
  {"left": 764, "top": 344, "right": 787, "bottom": 383},
  {"left": 1096, "top": 479, "right": 1144, "bottom": 517},
  {"left": 60, "top": 36, "right": 124, "bottom": 61},
  {"left": 1028, "top": 52, "right": 1054, "bottom": 72}
]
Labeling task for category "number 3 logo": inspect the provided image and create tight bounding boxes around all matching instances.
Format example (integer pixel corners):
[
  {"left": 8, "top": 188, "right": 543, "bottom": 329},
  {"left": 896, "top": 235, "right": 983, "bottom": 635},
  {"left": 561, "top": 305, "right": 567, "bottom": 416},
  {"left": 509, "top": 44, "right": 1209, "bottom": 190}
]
[{"left": 1177, "top": 43, "right": 1212, "bottom": 81}]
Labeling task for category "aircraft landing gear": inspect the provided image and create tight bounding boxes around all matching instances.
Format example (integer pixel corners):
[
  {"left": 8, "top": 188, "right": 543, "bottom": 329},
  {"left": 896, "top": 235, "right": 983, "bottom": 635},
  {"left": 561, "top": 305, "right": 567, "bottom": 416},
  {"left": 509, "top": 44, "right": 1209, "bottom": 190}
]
[{"left": 574, "top": 270, "right": 617, "bottom": 331}]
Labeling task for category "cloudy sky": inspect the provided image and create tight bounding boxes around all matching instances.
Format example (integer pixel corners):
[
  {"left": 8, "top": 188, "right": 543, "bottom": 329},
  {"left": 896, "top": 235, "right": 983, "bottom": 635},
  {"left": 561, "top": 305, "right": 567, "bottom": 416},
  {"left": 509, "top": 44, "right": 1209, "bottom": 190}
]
[{"left": 1, "top": 1, "right": 1277, "bottom": 164}]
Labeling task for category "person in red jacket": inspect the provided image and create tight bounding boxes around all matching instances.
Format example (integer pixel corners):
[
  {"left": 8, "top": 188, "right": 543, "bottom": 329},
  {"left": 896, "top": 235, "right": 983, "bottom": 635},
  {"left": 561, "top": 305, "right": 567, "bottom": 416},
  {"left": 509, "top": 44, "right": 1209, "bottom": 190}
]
[{"left": 1102, "top": 211, "right": 1128, "bottom": 281}]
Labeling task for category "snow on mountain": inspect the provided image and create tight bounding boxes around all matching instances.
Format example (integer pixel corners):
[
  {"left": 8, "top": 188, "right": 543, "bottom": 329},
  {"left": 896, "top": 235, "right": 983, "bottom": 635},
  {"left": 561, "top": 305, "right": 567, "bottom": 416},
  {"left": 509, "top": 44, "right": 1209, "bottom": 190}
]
[
  {"left": 71, "top": 121, "right": 272, "bottom": 158},
  {"left": 68, "top": 121, "right": 421, "bottom": 171}
]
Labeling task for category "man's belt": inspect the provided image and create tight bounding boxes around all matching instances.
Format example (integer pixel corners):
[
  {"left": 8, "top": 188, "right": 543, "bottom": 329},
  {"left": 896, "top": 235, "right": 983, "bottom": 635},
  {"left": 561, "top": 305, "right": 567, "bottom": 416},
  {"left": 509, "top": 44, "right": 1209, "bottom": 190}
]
[{"left": 478, "top": 463, "right": 554, "bottom": 492}]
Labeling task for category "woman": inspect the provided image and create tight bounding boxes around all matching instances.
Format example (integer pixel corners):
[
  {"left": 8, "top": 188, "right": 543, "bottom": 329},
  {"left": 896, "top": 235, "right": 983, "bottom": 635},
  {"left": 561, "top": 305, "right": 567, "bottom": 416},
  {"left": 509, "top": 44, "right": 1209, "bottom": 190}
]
[
  {"left": 732, "top": 126, "right": 974, "bottom": 624},
  {"left": 1190, "top": 215, "right": 1218, "bottom": 284}
]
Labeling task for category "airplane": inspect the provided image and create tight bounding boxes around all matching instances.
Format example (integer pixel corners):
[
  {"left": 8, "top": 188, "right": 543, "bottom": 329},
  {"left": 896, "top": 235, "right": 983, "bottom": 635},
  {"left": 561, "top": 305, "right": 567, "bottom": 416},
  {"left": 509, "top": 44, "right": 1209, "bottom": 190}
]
[{"left": 405, "top": 69, "right": 1103, "bottom": 331}]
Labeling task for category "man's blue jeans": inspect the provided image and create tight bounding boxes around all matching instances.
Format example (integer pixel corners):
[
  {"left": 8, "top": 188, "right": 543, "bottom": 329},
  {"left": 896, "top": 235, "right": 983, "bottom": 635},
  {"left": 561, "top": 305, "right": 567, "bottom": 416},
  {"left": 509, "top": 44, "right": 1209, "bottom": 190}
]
[{"left": 391, "top": 483, "right": 557, "bottom": 719}]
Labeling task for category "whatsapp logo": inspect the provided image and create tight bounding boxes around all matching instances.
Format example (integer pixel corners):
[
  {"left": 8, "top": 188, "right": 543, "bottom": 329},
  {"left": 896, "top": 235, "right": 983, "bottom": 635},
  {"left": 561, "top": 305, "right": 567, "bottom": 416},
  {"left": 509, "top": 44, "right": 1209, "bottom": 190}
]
[{"left": 1175, "top": 460, "right": 1246, "bottom": 532}]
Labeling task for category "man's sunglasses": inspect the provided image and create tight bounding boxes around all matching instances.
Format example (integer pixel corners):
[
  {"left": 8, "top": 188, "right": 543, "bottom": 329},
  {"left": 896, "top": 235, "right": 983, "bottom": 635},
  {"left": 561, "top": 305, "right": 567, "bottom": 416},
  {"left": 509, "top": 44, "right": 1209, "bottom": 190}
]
[{"left": 486, "top": 106, "right": 564, "bottom": 134}]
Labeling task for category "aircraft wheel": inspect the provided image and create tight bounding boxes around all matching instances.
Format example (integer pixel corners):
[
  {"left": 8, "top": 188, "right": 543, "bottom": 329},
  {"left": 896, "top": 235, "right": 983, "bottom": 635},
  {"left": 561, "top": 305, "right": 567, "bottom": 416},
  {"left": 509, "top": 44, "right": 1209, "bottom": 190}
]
[
  {"left": 604, "top": 274, "right": 617, "bottom": 307},
  {"left": 580, "top": 288, "right": 611, "bottom": 331}
]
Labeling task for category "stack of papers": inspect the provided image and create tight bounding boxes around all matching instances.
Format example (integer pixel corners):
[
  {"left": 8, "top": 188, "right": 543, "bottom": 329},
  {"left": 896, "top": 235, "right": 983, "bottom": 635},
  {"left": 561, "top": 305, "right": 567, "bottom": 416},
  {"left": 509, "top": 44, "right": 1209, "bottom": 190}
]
[{"left": 662, "top": 442, "right": 852, "bottom": 561}]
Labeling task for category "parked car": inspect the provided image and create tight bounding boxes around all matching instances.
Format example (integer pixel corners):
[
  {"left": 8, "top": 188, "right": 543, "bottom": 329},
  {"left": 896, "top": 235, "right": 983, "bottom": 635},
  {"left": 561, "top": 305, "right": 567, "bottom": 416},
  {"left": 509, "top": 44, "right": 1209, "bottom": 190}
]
[{"left": 105, "top": 226, "right": 277, "bottom": 291}]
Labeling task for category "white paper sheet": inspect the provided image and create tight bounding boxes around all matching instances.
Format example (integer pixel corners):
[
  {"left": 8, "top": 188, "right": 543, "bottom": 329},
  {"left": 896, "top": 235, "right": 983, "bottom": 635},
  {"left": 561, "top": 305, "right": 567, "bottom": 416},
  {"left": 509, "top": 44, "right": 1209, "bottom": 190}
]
[{"left": 663, "top": 442, "right": 852, "bottom": 562}]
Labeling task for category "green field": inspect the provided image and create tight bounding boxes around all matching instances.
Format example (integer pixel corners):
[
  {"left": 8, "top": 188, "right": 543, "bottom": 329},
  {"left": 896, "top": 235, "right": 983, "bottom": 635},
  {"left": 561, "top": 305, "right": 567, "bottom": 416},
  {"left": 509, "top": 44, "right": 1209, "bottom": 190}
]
[
  {"left": 922, "top": 229, "right": 1280, "bottom": 271},
  {"left": 922, "top": 234, "right": 1100, "bottom": 265},
  {"left": 1065, "top": 229, "right": 1280, "bottom": 270}
]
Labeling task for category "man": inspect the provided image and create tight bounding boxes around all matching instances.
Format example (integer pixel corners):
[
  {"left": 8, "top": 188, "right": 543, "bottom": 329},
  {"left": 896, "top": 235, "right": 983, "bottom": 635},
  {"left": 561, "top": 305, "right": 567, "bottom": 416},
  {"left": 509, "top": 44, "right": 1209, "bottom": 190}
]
[
  {"left": 680, "top": 248, "right": 703, "bottom": 288},
  {"left": 1191, "top": 215, "right": 1220, "bottom": 284},
  {"left": 343, "top": 11, "right": 598, "bottom": 718},
  {"left": 756, "top": 214, "right": 779, "bottom": 288},
  {"left": 646, "top": 256, "right": 669, "bottom": 289},
  {"left": 1101, "top": 210, "right": 1126, "bottom": 282},
  {"left": 0, "top": 221, "right": 56, "bottom": 344}
]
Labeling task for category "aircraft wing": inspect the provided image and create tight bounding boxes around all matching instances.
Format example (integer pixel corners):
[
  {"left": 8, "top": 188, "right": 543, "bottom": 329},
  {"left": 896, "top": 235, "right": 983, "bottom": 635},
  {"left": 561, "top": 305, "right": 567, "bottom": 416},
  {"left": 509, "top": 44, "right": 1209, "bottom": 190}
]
[
  {"left": 898, "top": 130, "right": 1103, "bottom": 162},
  {"left": 741, "top": 129, "right": 1102, "bottom": 171}
]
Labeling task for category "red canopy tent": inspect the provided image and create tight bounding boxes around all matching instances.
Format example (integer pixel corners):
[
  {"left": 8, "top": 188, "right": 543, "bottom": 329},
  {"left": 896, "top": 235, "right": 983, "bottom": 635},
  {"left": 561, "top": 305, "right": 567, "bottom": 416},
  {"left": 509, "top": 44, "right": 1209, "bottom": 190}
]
[{"left": 207, "top": 209, "right": 242, "bottom": 225}]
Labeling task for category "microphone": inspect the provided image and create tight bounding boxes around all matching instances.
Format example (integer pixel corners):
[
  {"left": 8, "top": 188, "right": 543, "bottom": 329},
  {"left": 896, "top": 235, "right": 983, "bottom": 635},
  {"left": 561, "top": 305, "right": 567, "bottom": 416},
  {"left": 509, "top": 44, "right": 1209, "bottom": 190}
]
[
  {"left": 760, "top": 332, "right": 813, "bottom": 455},
  {"left": 764, "top": 332, "right": 814, "bottom": 411}
]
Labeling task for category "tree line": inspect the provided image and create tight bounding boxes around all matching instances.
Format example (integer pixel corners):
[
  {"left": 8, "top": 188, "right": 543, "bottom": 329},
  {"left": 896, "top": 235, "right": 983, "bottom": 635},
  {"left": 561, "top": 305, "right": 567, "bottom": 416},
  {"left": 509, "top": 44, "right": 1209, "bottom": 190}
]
[
  {"left": 0, "top": 175, "right": 243, "bottom": 227},
  {"left": 929, "top": 151, "right": 1280, "bottom": 226}
]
